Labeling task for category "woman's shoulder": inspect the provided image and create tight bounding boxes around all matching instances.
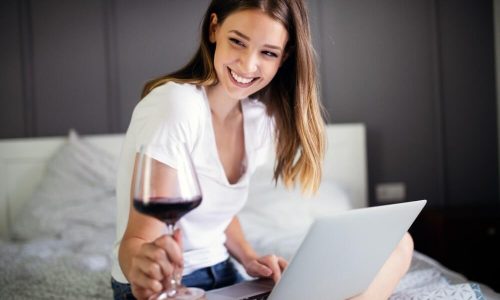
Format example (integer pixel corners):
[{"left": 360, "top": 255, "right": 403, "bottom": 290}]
[
  {"left": 128, "top": 82, "right": 207, "bottom": 141},
  {"left": 150, "top": 81, "right": 203, "bottom": 96},
  {"left": 135, "top": 81, "right": 206, "bottom": 119},
  {"left": 145, "top": 81, "right": 204, "bottom": 107}
]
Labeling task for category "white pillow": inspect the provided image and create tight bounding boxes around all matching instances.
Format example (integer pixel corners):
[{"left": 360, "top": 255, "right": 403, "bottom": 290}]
[
  {"left": 239, "top": 166, "right": 351, "bottom": 259},
  {"left": 11, "top": 130, "right": 118, "bottom": 243}
]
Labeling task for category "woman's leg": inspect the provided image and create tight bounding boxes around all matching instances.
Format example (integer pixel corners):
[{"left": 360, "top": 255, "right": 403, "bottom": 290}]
[{"left": 350, "top": 232, "right": 414, "bottom": 300}]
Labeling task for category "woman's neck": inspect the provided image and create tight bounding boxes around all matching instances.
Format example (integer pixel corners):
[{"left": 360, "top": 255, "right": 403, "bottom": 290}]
[{"left": 205, "top": 84, "right": 242, "bottom": 123}]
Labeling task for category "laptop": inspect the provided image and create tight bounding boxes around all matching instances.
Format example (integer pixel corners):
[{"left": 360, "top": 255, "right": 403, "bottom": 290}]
[{"left": 206, "top": 200, "right": 426, "bottom": 300}]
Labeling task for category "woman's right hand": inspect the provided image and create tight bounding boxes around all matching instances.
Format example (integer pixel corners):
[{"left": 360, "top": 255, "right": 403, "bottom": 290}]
[{"left": 128, "top": 231, "right": 183, "bottom": 300}]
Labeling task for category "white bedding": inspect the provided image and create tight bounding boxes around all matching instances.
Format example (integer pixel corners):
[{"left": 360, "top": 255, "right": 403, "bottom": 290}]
[{"left": 0, "top": 129, "right": 498, "bottom": 300}]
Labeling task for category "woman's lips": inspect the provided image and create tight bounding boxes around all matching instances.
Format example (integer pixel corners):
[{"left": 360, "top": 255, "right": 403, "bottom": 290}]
[{"left": 227, "top": 67, "right": 258, "bottom": 88}]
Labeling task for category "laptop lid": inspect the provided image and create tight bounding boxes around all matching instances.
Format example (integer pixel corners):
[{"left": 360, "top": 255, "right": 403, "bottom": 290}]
[
  {"left": 206, "top": 200, "right": 426, "bottom": 300},
  {"left": 267, "top": 200, "right": 426, "bottom": 300}
]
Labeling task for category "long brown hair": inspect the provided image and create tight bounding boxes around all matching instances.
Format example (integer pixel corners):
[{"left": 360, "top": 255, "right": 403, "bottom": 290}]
[{"left": 142, "top": 0, "right": 325, "bottom": 193}]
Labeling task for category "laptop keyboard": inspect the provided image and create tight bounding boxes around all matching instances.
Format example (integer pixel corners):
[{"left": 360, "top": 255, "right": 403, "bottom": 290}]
[{"left": 240, "top": 291, "right": 271, "bottom": 300}]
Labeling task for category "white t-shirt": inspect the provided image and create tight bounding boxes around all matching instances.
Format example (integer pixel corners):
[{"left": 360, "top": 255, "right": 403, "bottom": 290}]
[{"left": 111, "top": 82, "right": 274, "bottom": 283}]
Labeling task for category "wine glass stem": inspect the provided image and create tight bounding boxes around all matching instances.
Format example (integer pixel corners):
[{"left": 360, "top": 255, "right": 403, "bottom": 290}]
[
  {"left": 165, "top": 223, "right": 175, "bottom": 236},
  {"left": 165, "top": 223, "right": 181, "bottom": 297}
]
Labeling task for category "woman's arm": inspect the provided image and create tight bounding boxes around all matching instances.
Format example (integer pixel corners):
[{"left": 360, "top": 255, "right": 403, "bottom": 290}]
[
  {"left": 225, "top": 216, "right": 288, "bottom": 282},
  {"left": 224, "top": 216, "right": 259, "bottom": 265},
  {"left": 118, "top": 155, "right": 184, "bottom": 300}
]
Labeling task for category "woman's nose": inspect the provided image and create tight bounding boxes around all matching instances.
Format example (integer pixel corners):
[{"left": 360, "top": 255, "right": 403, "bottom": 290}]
[{"left": 239, "top": 51, "right": 258, "bottom": 74}]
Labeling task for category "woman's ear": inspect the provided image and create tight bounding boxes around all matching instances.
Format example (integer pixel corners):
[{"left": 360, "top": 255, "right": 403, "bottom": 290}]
[{"left": 209, "top": 13, "right": 218, "bottom": 43}]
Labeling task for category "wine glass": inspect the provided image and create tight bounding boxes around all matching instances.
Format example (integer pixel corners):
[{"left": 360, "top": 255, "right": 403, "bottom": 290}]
[{"left": 133, "top": 143, "right": 205, "bottom": 300}]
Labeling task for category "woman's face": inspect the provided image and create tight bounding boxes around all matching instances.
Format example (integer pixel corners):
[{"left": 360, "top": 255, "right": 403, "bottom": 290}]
[{"left": 209, "top": 9, "right": 288, "bottom": 100}]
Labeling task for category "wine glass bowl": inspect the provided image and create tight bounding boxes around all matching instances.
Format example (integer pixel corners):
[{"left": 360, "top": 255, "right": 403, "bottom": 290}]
[{"left": 133, "top": 143, "right": 205, "bottom": 299}]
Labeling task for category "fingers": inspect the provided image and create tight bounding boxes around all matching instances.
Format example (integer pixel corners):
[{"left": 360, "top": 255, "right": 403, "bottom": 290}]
[
  {"left": 253, "top": 255, "right": 288, "bottom": 282},
  {"left": 259, "top": 255, "right": 281, "bottom": 282},
  {"left": 277, "top": 256, "right": 288, "bottom": 271},
  {"left": 129, "top": 257, "right": 163, "bottom": 300},
  {"left": 129, "top": 234, "right": 182, "bottom": 299},
  {"left": 130, "top": 265, "right": 163, "bottom": 293},
  {"left": 129, "top": 254, "right": 164, "bottom": 297},
  {"left": 135, "top": 255, "right": 164, "bottom": 281},
  {"left": 153, "top": 234, "right": 184, "bottom": 267},
  {"left": 247, "top": 260, "right": 273, "bottom": 278},
  {"left": 131, "top": 284, "right": 158, "bottom": 300},
  {"left": 173, "top": 228, "right": 183, "bottom": 249}
]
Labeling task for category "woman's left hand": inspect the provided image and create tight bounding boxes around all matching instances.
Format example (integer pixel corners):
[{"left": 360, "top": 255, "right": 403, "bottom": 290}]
[{"left": 243, "top": 254, "right": 288, "bottom": 283}]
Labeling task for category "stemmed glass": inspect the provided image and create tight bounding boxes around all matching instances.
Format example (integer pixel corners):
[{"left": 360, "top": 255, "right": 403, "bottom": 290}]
[{"left": 133, "top": 143, "right": 205, "bottom": 300}]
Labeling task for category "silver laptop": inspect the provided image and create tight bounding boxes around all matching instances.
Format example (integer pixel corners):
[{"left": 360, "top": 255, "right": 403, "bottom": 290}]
[{"left": 206, "top": 200, "right": 426, "bottom": 300}]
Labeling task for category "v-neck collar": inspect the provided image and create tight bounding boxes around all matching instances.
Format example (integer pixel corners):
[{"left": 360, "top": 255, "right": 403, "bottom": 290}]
[{"left": 201, "top": 87, "right": 249, "bottom": 187}]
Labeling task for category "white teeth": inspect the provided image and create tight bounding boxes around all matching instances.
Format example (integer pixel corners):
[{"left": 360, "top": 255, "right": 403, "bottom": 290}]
[{"left": 230, "top": 70, "right": 253, "bottom": 84}]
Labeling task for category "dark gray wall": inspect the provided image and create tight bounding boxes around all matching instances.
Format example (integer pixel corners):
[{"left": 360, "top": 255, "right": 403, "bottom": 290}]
[
  {"left": 31, "top": 0, "right": 109, "bottom": 136},
  {"left": 0, "top": 0, "right": 498, "bottom": 208},
  {"left": 1, "top": 0, "right": 26, "bottom": 136},
  {"left": 113, "top": 1, "right": 207, "bottom": 130},
  {"left": 437, "top": 0, "right": 498, "bottom": 206},
  {"left": 318, "top": 0, "right": 442, "bottom": 207},
  {"left": 316, "top": 0, "right": 498, "bottom": 207}
]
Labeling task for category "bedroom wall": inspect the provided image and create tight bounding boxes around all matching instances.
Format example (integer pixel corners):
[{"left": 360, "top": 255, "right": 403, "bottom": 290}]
[
  {"left": 496, "top": 0, "right": 500, "bottom": 198},
  {"left": 0, "top": 0, "right": 207, "bottom": 136},
  {"left": 313, "top": 0, "right": 498, "bottom": 208},
  {"left": 0, "top": 0, "right": 498, "bottom": 208}
]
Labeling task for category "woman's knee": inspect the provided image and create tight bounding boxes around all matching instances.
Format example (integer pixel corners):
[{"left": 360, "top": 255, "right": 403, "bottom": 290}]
[
  {"left": 396, "top": 232, "right": 414, "bottom": 273},
  {"left": 400, "top": 232, "right": 414, "bottom": 256}
]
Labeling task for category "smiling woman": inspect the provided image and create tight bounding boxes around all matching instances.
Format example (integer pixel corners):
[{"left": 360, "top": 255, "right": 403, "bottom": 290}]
[
  {"left": 114, "top": 1, "right": 327, "bottom": 299},
  {"left": 1, "top": 0, "right": 498, "bottom": 299},
  {"left": 141, "top": 0, "right": 324, "bottom": 195}
]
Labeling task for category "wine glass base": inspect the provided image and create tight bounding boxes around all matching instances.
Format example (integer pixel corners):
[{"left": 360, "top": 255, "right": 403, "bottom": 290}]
[
  {"left": 154, "top": 287, "right": 205, "bottom": 300},
  {"left": 177, "top": 287, "right": 205, "bottom": 300}
]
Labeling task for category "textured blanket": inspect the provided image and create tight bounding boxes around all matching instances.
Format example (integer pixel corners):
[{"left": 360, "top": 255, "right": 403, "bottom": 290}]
[
  {"left": 1, "top": 238, "right": 496, "bottom": 300},
  {"left": 0, "top": 239, "right": 112, "bottom": 300}
]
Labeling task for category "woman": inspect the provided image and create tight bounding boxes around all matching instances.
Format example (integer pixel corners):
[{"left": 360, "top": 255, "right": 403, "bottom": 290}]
[{"left": 111, "top": 1, "right": 413, "bottom": 299}]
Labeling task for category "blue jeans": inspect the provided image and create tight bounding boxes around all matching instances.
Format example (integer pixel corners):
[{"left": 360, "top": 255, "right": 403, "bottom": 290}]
[{"left": 111, "top": 259, "right": 245, "bottom": 300}]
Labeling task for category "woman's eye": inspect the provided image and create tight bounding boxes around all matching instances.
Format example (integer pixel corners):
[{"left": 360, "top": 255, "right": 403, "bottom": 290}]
[
  {"left": 262, "top": 51, "right": 278, "bottom": 58},
  {"left": 229, "top": 38, "right": 245, "bottom": 47}
]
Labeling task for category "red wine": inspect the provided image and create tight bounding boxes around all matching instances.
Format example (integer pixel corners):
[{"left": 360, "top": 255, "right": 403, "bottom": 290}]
[{"left": 133, "top": 196, "right": 202, "bottom": 225}]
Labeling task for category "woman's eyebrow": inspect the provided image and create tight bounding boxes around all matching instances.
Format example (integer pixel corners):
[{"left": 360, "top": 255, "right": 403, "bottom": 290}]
[{"left": 229, "top": 30, "right": 283, "bottom": 52}]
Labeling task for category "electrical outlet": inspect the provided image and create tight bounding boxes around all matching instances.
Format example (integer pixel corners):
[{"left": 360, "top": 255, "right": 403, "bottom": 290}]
[{"left": 376, "top": 182, "right": 406, "bottom": 203}]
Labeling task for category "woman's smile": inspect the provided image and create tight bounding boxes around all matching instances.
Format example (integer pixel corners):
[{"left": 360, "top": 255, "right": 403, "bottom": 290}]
[{"left": 227, "top": 67, "right": 259, "bottom": 87}]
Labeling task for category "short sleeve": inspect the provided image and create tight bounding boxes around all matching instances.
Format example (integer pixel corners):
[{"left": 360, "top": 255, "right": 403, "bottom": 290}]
[{"left": 127, "top": 82, "right": 205, "bottom": 167}]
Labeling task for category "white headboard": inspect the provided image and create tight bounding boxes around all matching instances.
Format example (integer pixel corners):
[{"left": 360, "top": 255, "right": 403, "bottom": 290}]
[
  {"left": 0, "top": 123, "right": 367, "bottom": 239},
  {"left": 324, "top": 123, "right": 367, "bottom": 209}
]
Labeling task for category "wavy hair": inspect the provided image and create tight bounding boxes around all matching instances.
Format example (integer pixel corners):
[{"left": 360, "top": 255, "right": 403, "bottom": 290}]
[{"left": 142, "top": 0, "right": 325, "bottom": 193}]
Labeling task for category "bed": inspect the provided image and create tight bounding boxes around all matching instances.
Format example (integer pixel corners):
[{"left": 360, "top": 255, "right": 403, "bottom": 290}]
[{"left": 0, "top": 123, "right": 498, "bottom": 300}]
